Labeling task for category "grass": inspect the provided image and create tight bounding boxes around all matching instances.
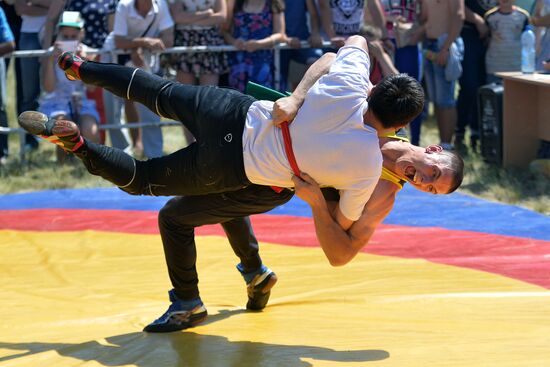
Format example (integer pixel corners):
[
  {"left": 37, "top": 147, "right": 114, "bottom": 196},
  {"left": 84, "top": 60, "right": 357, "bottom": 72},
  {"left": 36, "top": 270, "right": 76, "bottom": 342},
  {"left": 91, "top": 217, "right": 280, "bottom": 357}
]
[{"left": 1, "top": 61, "right": 549, "bottom": 216}]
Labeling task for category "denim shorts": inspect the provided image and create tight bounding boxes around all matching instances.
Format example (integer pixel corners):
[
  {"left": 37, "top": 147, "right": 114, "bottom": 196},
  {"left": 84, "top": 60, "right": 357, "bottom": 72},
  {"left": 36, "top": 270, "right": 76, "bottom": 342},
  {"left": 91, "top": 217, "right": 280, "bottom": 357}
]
[
  {"left": 423, "top": 40, "right": 456, "bottom": 108},
  {"left": 39, "top": 94, "right": 100, "bottom": 122}
]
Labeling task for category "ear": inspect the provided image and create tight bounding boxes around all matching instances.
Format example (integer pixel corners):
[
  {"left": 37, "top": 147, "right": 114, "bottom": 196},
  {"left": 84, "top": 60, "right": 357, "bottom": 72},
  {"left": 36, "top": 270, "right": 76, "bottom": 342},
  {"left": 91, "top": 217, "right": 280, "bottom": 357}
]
[{"left": 425, "top": 145, "right": 443, "bottom": 154}]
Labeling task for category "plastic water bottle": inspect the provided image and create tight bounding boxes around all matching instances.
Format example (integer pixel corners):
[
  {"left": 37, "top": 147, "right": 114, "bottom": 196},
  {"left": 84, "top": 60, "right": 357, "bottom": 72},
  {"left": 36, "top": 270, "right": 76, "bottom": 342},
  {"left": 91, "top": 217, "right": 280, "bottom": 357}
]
[{"left": 521, "top": 25, "right": 536, "bottom": 74}]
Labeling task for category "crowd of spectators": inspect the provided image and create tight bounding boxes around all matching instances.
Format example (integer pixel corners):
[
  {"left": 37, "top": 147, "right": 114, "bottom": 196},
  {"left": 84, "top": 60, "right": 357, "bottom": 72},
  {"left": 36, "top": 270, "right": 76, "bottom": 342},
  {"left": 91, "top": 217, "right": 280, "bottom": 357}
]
[{"left": 0, "top": 0, "right": 547, "bottom": 166}]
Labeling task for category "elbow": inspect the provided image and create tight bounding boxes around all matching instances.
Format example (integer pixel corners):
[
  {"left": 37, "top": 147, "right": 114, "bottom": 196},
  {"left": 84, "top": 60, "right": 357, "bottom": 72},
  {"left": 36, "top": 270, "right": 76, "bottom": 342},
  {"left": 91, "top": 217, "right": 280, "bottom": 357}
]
[
  {"left": 347, "top": 35, "right": 367, "bottom": 45},
  {"left": 326, "top": 252, "right": 355, "bottom": 267}
]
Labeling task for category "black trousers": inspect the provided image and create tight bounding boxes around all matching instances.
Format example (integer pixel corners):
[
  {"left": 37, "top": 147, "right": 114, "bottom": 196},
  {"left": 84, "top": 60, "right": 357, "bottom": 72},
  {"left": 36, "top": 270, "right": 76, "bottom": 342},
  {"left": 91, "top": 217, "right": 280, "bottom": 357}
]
[
  {"left": 77, "top": 61, "right": 255, "bottom": 196},
  {"left": 77, "top": 61, "right": 295, "bottom": 300},
  {"left": 159, "top": 185, "right": 293, "bottom": 300}
]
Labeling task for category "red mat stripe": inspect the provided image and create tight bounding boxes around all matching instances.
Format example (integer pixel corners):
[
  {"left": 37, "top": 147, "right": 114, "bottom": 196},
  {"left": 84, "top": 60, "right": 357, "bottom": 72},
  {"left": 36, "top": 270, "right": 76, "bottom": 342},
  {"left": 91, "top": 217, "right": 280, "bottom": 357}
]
[{"left": 2, "top": 209, "right": 550, "bottom": 289}]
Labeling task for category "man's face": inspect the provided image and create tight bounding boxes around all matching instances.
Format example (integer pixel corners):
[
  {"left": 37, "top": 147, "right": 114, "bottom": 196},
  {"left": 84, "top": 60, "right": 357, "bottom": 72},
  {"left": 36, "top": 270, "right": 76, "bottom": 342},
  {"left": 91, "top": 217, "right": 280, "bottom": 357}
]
[{"left": 398, "top": 145, "right": 456, "bottom": 194}]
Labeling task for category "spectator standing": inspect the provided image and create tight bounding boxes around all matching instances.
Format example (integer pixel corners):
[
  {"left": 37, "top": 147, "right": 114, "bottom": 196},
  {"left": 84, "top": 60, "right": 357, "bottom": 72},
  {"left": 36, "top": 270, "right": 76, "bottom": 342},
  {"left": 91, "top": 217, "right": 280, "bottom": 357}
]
[
  {"left": 380, "top": 0, "right": 425, "bottom": 145},
  {"left": 39, "top": 11, "right": 100, "bottom": 162},
  {"left": 279, "top": 0, "right": 323, "bottom": 92},
  {"left": 455, "top": 0, "right": 497, "bottom": 151},
  {"left": 318, "top": 0, "right": 388, "bottom": 49},
  {"left": 41, "top": 0, "right": 127, "bottom": 150},
  {"left": 222, "top": 0, "right": 286, "bottom": 92},
  {"left": 168, "top": 0, "right": 228, "bottom": 86},
  {"left": 103, "top": 0, "right": 174, "bottom": 158},
  {"left": 532, "top": 0, "right": 550, "bottom": 68},
  {"left": 0, "top": 5, "right": 14, "bottom": 165},
  {"left": 14, "top": 0, "right": 52, "bottom": 150},
  {"left": 420, "top": 0, "right": 464, "bottom": 151},
  {"left": 484, "top": 0, "right": 529, "bottom": 83}
]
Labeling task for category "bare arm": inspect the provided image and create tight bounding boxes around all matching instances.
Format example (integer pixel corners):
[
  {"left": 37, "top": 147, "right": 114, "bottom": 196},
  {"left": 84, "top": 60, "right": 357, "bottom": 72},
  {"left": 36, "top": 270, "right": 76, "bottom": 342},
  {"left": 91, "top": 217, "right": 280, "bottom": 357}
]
[
  {"left": 369, "top": 40, "right": 399, "bottom": 76},
  {"left": 0, "top": 41, "right": 14, "bottom": 57},
  {"left": 532, "top": 0, "right": 550, "bottom": 27},
  {"left": 367, "top": 0, "right": 389, "bottom": 38},
  {"left": 306, "top": 0, "right": 323, "bottom": 47},
  {"left": 464, "top": 6, "right": 489, "bottom": 38},
  {"left": 273, "top": 35, "right": 367, "bottom": 124},
  {"left": 40, "top": 0, "right": 65, "bottom": 48},
  {"left": 171, "top": 0, "right": 227, "bottom": 26},
  {"left": 41, "top": 44, "right": 62, "bottom": 93},
  {"left": 114, "top": 35, "right": 166, "bottom": 51},
  {"left": 436, "top": 0, "right": 464, "bottom": 65},
  {"left": 14, "top": 0, "right": 50, "bottom": 16},
  {"left": 272, "top": 52, "right": 336, "bottom": 125},
  {"left": 293, "top": 174, "right": 398, "bottom": 266},
  {"left": 160, "top": 27, "right": 174, "bottom": 48},
  {"left": 319, "top": 0, "right": 337, "bottom": 39},
  {"left": 244, "top": 9, "right": 286, "bottom": 52}
]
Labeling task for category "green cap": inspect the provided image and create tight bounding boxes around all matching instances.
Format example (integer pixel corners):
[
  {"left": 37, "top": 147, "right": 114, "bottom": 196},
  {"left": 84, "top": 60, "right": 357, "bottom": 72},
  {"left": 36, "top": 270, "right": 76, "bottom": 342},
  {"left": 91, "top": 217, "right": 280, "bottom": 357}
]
[{"left": 58, "top": 11, "right": 84, "bottom": 29}]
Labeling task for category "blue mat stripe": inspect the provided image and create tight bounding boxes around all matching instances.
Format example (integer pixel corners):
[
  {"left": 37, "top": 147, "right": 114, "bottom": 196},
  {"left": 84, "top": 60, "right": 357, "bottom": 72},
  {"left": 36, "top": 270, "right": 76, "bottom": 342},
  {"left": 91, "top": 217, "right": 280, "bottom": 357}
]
[{"left": 0, "top": 187, "right": 549, "bottom": 241}]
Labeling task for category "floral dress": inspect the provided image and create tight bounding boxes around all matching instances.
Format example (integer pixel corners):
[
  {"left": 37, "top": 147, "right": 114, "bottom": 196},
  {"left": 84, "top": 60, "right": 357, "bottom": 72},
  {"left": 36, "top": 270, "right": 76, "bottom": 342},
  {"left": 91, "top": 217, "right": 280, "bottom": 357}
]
[
  {"left": 169, "top": 0, "right": 229, "bottom": 76},
  {"left": 229, "top": 1, "right": 274, "bottom": 92}
]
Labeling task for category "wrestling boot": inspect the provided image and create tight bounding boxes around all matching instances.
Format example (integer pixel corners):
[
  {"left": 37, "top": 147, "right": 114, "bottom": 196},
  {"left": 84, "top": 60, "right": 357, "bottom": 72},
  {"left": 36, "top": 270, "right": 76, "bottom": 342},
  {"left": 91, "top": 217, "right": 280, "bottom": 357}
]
[
  {"left": 57, "top": 51, "right": 85, "bottom": 81},
  {"left": 143, "top": 289, "right": 208, "bottom": 333},
  {"left": 237, "top": 263, "right": 278, "bottom": 310},
  {"left": 17, "top": 111, "right": 84, "bottom": 152}
]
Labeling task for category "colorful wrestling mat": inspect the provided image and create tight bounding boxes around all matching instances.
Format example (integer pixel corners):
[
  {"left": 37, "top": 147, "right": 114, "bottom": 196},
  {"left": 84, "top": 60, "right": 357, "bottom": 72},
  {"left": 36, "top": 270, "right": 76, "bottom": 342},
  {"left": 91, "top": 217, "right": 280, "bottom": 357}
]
[{"left": 1, "top": 186, "right": 550, "bottom": 366}]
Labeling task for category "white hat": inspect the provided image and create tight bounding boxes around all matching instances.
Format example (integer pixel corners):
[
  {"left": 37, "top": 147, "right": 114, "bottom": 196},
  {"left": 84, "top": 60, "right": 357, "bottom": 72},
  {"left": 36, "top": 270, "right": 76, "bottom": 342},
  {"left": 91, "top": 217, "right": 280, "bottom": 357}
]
[{"left": 58, "top": 11, "right": 84, "bottom": 29}]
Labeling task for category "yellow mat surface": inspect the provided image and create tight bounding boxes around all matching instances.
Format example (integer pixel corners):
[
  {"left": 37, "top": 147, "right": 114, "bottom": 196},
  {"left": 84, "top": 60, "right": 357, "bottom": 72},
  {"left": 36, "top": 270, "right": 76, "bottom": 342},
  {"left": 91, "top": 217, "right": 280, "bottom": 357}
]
[{"left": 1, "top": 230, "right": 550, "bottom": 366}]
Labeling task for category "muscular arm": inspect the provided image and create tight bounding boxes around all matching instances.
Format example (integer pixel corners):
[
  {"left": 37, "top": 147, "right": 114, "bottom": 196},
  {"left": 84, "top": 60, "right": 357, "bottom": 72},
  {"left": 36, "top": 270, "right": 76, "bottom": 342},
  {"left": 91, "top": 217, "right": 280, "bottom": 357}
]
[
  {"left": 272, "top": 51, "right": 336, "bottom": 125},
  {"left": 294, "top": 175, "right": 398, "bottom": 266},
  {"left": 273, "top": 35, "right": 367, "bottom": 124}
]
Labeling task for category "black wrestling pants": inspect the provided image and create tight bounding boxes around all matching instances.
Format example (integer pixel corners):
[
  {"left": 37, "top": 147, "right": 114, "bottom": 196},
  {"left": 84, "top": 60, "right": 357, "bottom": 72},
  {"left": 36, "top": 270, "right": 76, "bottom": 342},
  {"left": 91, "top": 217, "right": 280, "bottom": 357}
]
[
  {"left": 76, "top": 61, "right": 255, "bottom": 196},
  {"left": 158, "top": 185, "right": 294, "bottom": 301}
]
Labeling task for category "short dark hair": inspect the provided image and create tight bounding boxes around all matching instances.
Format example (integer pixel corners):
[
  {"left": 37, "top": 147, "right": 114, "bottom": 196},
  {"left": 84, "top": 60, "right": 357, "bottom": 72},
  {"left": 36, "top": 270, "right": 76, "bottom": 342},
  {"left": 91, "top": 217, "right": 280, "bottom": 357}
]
[
  {"left": 439, "top": 151, "right": 465, "bottom": 194},
  {"left": 368, "top": 74, "right": 425, "bottom": 129}
]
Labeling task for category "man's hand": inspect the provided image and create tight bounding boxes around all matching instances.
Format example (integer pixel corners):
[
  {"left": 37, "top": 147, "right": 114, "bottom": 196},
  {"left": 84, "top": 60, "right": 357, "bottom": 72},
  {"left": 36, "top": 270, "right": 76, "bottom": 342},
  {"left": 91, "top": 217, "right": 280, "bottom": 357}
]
[
  {"left": 436, "top": 48, "right": 449, "bottom": 66},
  {"left": 272, "top": 95, "right": 301, "bottom": 127},
  {"left": 291, "top": 172, "right": 325, "bottom": 208},
  {"left": 308, "top": 33, "right": 324, "bottom": 48},
  {"left": 287, "top": 36, "right": 302, "bottom": 49},
  {"left": 142, "top": 37, "right": 165, "bottom": 51},
  {"left": 244, "top": 39, "right": 260, "bottom": 52}
]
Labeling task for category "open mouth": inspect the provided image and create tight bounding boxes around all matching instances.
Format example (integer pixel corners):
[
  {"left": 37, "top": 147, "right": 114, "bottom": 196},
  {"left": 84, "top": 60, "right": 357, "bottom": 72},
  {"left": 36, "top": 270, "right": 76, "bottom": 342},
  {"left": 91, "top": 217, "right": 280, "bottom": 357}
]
[{"left": 404, "top": 166, "right": 417, "bottom": 183}]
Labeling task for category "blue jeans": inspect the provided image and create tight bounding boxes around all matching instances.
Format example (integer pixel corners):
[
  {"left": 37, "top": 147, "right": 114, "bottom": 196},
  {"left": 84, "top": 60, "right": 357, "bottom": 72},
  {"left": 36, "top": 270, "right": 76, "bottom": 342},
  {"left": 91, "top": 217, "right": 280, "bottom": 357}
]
[
  {"left": 18, "top": 32, "right": 41, "bottom": 148},
  {"left": 456, "top": 28, "right": 487, "bottom": 141},
  {"left": 424, "top": 40, "right": 457, "bottom": 108},
  {"left": 395, "top": 43, "right": 423, "bottom": 145}
]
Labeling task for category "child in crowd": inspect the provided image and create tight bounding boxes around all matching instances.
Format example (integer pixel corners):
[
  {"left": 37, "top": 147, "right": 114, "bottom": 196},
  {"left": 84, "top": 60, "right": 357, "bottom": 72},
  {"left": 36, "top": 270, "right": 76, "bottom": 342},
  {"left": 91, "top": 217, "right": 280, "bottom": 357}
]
[
  {"left": 222, "top": 0, "right": 286, "bottom": 92},
  {"left": 484, "top": 0, "right": 529, "bottom": 83},
  {"left": 39, "top": 11, "right": 100, "bottom": 162}
]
